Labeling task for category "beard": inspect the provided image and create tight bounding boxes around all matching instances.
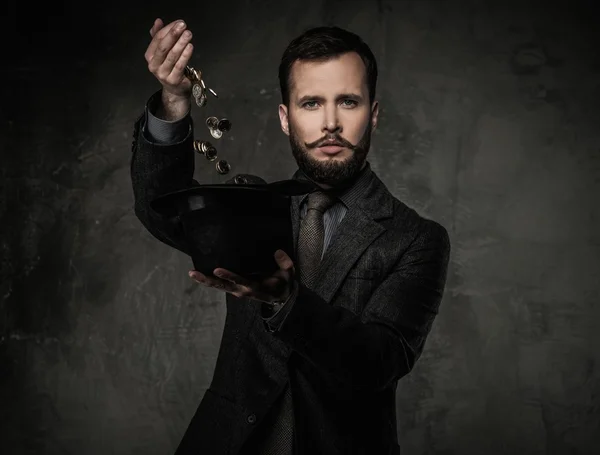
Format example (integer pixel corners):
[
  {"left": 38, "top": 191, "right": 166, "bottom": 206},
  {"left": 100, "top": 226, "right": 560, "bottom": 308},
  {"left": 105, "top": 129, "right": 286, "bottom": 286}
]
[{"left": 288, "top": 119, "right": 372, "bottom": 188}]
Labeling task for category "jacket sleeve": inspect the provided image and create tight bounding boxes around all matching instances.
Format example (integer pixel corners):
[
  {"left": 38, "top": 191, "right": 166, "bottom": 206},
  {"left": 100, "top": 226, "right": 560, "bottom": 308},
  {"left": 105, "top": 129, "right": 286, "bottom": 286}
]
[
  {"left": 130, "top": 90, "right": 199, "bottom": 256},
  {"left": 145, "top": 89, "right": 192, "bottom": 144},
  {"left": 130, "top": 90, "right": 245, "bottom": 258},
  {"left": 271, "top": 220, "right": 451, "bottom": 392}
]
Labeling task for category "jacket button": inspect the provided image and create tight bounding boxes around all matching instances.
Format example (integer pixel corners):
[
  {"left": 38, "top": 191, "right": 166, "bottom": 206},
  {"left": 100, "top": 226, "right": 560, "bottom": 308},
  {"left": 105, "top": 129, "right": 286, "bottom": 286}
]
[{"left": 247, "top": 413, "right": 257, "bottom": 424}]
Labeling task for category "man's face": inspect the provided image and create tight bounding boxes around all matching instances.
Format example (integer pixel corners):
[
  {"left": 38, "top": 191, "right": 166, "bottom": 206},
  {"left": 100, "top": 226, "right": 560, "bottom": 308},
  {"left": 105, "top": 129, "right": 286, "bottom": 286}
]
[{"left": 278, "top": 51, "right": 379, "bottom": 188}]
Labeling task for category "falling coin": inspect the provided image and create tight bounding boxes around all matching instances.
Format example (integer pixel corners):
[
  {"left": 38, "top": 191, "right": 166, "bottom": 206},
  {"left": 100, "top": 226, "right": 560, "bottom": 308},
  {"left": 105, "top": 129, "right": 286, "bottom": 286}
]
[
  {"left": 196, "top": 92, "right": 207, "bottom": 107},
  {"left": 217, "top": 118, "right": 231, "bottom": 132},
  {"left": 206, "top": 117, "right": 218, "bottom": 129},
  {"left": 201, "top": 79, "right": 218, "bottom": 98},
  {"left": 192, "top": 84, "right": 203, "bottom": 99},
  {"left": 193, "top": 140, "right": 218, "bottom": 161},
  {"left": 204, "top": 146, "right": 218, "bottom": 161},
  {"left": 216, "top": 160, "right": 231, "bottom": 174}
]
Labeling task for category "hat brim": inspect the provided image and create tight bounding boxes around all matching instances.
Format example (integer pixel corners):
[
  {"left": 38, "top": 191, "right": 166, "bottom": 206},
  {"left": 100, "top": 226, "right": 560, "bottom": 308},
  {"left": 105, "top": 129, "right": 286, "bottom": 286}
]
[{"left": 150, "top": 179, "right": 318, "bottom": 218}]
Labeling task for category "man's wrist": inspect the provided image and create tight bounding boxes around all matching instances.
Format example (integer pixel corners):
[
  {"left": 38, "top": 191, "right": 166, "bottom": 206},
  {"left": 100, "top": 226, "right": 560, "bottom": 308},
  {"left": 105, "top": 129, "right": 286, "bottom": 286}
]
[{"left": 157, "top": 90, "right": 191, "bottom": 121}]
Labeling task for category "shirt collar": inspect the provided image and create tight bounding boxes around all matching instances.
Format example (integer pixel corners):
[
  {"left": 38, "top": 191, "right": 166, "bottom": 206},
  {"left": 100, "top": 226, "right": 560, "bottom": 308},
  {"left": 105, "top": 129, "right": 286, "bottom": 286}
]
[{"left": 296, "top": 161, "right": 374, "bottom": 210}]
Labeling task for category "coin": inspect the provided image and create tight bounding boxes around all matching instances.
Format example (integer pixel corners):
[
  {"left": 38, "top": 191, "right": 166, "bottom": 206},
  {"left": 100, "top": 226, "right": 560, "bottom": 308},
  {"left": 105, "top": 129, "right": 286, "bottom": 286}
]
[
  {"left": 192, "top": 84, "right": 203, "bottom": 99},
  {"left": 217, "top": 118, "right": 231, "bottom": 132},
  {"left": 216, "top": 160, "right": 231, "bottom": 174},
  {"left": 210, "top": 128, "right": 223, "bottom": 140},
  {"left": 196, "top": 92, "right": 207, "bottom": 107},
  {"left": 206, "top": 117, "right": 219, "bottom": 129},
  {"left": 204, "top": 146, "right": 218, "bottom": 161}
]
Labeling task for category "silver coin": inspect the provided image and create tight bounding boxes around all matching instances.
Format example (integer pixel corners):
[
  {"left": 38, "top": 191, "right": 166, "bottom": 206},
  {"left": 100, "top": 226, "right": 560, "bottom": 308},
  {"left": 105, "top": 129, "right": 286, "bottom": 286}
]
[
  {"left": 216, "top": 160, "right": 231, "bottom": 174},
  {"left": 192, "top": 84, "right": 203, "bottom": 98},
  {"left": 196, "top": 92, "right": 207, "bottom": 107},
  {"left": 204, "top": 146, "right": 218, "bottom": 161},
  {"left": 210, "top": 128, "right": 223, "bottom": 139},
  {"left": 217, "top": 118, "right": 231, "bottom": 132},
  {"left": 205, "top": 116, "right": 218, "bottom": 129},
  {"left": 199, "top": 141, "right": 213, "bottom": 152}
]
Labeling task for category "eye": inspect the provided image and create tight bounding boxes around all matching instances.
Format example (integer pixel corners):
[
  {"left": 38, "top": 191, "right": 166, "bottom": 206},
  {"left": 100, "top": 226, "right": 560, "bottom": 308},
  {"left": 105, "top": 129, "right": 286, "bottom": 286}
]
[
  {"left": 342, "top": 99, "right": 358, "bottom": 107},
  {"left": 302, "top": 101, "right": 319, "bottom": 109}
]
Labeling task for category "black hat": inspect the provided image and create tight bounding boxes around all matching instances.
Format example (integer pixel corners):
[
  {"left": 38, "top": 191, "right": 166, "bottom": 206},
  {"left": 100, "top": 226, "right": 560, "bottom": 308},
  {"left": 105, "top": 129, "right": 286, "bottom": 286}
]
[{"left": 150, "top": 175, "right": 319, "bottom": 280}]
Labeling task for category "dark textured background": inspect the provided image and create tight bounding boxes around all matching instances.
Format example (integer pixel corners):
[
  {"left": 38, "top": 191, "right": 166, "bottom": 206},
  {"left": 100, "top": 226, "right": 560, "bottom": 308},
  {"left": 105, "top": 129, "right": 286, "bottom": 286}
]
[{"left": 2, "top": 0, "right": 599, "bottom": 454}]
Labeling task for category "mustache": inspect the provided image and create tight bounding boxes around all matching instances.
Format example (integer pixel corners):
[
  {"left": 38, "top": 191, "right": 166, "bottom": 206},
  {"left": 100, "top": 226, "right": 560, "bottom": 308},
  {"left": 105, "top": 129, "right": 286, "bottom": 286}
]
[{"left": 306, "top": 135, "right": 356, "bottom": 149}]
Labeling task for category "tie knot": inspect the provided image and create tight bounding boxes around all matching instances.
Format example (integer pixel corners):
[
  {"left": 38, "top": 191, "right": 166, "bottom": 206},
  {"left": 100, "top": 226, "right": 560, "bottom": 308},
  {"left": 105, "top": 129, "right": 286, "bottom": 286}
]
[{"left": 306, "top": 190, "right": 337, "bottom": 213}]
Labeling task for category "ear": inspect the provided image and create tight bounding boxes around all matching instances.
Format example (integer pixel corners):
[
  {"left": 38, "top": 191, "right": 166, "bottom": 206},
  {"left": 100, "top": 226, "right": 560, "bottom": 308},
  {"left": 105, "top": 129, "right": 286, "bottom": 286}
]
[
  {"left": 371, "top": 101, "right": 379, "bottom": 131},
  {"left": 279, "top": 104, "right": 290, "bottom": 136}
]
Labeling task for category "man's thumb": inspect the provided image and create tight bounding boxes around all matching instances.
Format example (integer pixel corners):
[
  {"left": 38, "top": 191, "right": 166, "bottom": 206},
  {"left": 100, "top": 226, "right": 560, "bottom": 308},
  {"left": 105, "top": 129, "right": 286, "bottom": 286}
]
[{"left": 274, "top": 250, "right": 292, "bottom": 268}]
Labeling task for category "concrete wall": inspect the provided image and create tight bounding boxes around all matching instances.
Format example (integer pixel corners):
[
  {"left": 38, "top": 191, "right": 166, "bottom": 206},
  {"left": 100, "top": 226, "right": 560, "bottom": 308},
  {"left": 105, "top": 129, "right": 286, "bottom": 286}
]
[{"left": 2, "top": 0, "right": 599, "bottom": 453}]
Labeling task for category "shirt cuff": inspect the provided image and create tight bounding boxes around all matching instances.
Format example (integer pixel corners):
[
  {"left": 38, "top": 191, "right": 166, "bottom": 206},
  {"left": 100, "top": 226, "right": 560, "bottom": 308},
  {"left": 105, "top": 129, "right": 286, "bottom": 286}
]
[
  {"left": 261, "top": 280, "right": 300, "bottom": 333},
  {"left": 143, "top": 89, "right": 192, "bottom": 144}
]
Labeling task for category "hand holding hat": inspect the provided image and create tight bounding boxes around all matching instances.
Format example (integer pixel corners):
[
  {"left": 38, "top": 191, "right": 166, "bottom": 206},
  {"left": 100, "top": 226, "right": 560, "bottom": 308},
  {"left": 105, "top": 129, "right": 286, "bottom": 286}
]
[{"left": 188, "top": 249, "right": 296, "bottom": 305}]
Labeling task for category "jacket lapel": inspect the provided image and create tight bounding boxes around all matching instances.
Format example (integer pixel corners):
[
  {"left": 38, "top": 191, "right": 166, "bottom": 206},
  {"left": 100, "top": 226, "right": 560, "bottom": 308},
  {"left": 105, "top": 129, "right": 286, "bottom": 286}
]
[{"left": 290, "top": 167, "right": 395, "bottom": 305}]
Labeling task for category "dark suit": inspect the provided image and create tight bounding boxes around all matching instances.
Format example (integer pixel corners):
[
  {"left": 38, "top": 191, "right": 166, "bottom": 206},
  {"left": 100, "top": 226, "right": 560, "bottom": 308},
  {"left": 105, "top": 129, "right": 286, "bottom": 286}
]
[{"left": 130, "top": 106, "right": 451, "bottom": 454}]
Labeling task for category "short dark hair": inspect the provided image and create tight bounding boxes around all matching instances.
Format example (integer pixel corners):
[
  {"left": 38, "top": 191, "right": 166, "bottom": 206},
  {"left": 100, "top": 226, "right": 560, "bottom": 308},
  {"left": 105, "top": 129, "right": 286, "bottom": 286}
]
[{"left": 278, "top": 26, "right": 378, "bottom": 106}]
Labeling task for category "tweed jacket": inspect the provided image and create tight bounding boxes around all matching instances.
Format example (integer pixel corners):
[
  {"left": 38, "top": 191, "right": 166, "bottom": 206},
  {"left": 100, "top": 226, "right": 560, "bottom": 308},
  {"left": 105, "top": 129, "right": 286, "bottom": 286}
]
[{"left": 130, "top": 107, "right": 451, "bottom": 454}]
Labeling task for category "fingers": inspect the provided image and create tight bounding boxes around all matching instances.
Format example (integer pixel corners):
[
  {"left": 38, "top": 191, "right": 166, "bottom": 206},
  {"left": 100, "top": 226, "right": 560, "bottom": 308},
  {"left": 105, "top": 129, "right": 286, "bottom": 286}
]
[
  {"left": 214, "top": 268, "right": 288, "bottom": 296},
  {"left": 145, "top": 19, "right": 176, "bottom": 61},
  {"left": 214, "top": 269, "right": 252, "bottom": 288},
  {"left": 166, "top": 37, "right": 193, "bottom": 86},
  {"left": 145, "top": 19, "right": 187, "bottom": 67},
  {"left": 159, "top": 25, "right": 193, "bottom": 81},
  {"left": 189, "top": 271, "right": 238, "bottom": 293},
  {"left": 146, "top": 21, "right": 193, "bottom": 86},
  {"left": 274, "top": 250, "right": 295, "bottom": 272},
  {"left": 149, "top": 18, "right": 163, "bottom": 38},
  {"left": 189, "top": 268, "right": 290, "bottom": 304}
]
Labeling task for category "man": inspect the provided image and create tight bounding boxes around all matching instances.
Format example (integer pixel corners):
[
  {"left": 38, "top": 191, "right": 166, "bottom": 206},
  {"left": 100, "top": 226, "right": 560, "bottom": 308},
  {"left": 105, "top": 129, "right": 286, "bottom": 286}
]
[{"left": 131, "top": 18, "right": 451, "bottom": 455}]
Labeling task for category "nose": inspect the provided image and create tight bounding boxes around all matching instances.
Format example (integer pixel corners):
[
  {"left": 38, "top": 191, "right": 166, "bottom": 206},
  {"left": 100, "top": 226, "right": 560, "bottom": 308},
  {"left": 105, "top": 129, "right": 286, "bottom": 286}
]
[{"left": 322, "top": 105, "right": 341, "bottom": 134}]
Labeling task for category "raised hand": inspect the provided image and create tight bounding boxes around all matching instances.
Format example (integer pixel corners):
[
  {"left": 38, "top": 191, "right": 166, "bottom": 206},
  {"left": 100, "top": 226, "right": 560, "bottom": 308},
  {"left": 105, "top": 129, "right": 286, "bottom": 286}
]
[{"left": 144, "top": 18, "right": 194, "bottom": 120}]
